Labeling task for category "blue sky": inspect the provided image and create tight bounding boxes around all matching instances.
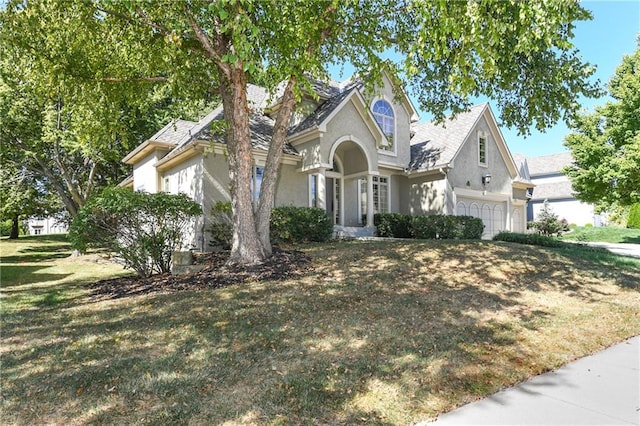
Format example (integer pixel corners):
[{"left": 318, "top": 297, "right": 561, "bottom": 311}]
[{"left": 330, "top": 1, "right": 639, "bottom": 158}]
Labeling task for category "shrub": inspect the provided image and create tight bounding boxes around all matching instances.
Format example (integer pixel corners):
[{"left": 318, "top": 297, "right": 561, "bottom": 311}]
[
  {"left": 530, "top": 200, "right": 570, "bottom": 236},
  {"left": 374, "top": 213, "right": 413, "bottom": 238},
  {"left": 270, "top": 206, "right": 333, "bottom": 243},
  {"left": 628, "top": 203, "right": 640, "bottom": 229},
  {"left": 208, "top": 201, "right": 233, "bottom": 249},
  {"left": 411, "top": 215, "right": 484, "bottom": 240},
  {"left": 493, "top": 231, "right": 565, "bottom": 247},
  {"left": 69, "top": 187, "right": 202, "bottom": 277}
]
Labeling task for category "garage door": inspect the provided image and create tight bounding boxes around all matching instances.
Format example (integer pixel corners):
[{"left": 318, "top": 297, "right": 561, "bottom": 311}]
[{"left": 456, "top": 199, "right": 506, "bottom": 239}]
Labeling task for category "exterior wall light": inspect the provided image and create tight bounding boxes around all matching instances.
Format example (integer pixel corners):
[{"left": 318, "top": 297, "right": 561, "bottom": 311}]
[{"left": 482, "top": 174, "right": 492, "bottom": 186}]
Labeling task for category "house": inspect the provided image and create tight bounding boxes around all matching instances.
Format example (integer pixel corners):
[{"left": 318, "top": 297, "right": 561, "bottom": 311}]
[
  {"left": 524, "top": 152, "right": 603, "bottom": 226},
  {"left": 26, "top": 216, "right": 67, "bottom": 235},
  {"left": 122, "top": 74, "right": 533, "bottom": 249}
]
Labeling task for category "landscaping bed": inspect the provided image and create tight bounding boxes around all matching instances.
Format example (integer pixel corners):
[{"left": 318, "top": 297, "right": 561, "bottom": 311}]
[{"left": 88, "top": 248, "right": 311, "bottom": 301}]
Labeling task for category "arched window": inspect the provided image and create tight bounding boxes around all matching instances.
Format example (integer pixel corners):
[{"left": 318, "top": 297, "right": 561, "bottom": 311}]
[{"left": 372, "top": 100, "right": 394, "bottom": 151}]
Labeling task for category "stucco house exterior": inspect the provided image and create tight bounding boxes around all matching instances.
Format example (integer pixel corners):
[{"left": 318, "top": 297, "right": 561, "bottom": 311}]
[
  {"left": 122, "top": 74, "right": 533, "bottom": 249},
  {"left": 524, "top": 152, "right": 602, "bottom": 226}
]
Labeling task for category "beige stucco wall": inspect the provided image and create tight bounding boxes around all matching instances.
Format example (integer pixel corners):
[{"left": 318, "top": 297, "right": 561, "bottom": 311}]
[
  {"left": 275, "top": 163, "right": 308, "bottom": 207},
  {"left": 323, "top": 100, "right": 378, "bottom": 173},
  {"left": 447, "top": 116, "right": 513, "bottom": 196},
  {"left": 362, "top": 73, "right": 413, "bottom": 168},
  {"left": 133, "top": 151, "right": 164, "bottom": 193},
  {"left": 161, "top": 155, "right": 206, "bottom": 250},
  {"left": 163, "top": 155, "right": 204, "bottom": 202},
  {"left": 405, "top": 174, "right": 447, "bottom": 215}
]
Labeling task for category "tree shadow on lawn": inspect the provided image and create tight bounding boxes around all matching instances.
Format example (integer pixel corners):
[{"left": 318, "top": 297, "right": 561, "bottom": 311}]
[
  {"left": 3, "top": 240, "right": 637, "bottom": 424},
  {"left": 0, "top": 244, "right": 556, "bottom": 424},
  {"left": 1, "top": 244, "right": 72, "bottom": 264},
  {"left": 2, "top": 285, "right": 532, "bottom": 425},
  {"left": 1, "top": 264, "right": 72, "bottom": 288}
]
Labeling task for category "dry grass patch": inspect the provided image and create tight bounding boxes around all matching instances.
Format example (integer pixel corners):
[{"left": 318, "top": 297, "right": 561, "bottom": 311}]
[{"left": 1, "top": 238, "right": 639, "bottom": 425}]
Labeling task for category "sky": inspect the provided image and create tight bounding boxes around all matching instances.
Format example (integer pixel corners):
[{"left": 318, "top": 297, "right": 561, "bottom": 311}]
[{"left": 330, "top": 1, "right": 640, "bottom": 158}]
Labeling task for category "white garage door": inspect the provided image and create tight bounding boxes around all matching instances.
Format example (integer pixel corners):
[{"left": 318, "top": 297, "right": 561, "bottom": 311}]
[{"left": 456, "top": 199, "right": 507, "bottom": 239}]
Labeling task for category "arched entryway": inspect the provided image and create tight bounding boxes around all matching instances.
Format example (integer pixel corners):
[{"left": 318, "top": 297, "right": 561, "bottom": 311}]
[{"left": 326, "top": 137, "right": 374, "bottom": 227}]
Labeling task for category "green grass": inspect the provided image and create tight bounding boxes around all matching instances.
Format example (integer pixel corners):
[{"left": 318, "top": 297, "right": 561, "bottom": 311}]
[
  {"left": 1, "top": 238, "right": 639, "bottom": 425},
  {"left": 560, "top": 225, "right": 640, "bottom": 244},
  {"left": 0, "top": 234, "right": 131, "bottom": 313}
]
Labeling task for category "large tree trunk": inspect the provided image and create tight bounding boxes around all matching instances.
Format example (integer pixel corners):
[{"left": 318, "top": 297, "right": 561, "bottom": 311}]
[
  {"left": 256, "top": 77, "right": 298, "bottom": 254},
  {"left": 9, "top": 215, "right": 20, "bottom": 239},
  {"left": 219, "top": 67, "right": 267, "bottom": 265}
]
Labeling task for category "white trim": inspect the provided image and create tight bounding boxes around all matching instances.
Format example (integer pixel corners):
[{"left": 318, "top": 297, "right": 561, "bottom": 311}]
[
  {"left": 328, "top": 135, "right": 374, "bottom": 173},
  {"left": 478, "top": 130, "right": 488, "bottom": 167},
  {"left": 454, "top": 187, "right": 510, "bottom": 203},
  {"left": 370, "top": 97, "right": 398, "bottom": 156}
]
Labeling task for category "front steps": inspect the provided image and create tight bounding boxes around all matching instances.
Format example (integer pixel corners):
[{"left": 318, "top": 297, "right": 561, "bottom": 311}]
[{"left": 333, "top": 225, "right": 376, "bottom": 239}]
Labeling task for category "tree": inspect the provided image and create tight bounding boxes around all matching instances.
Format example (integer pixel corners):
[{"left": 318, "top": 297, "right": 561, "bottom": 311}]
[
  {"left": 564, "top": 44, "right": 640, "bottom": 210},
  {"left": 530, "top": 200, "right": 570, "bottom": 236},
  {"left": 3, "top": 0, "right": 600, "bottom": 265},
  {"left": 0, "top": 167, "right": 57, "bottom": 239},
  {"left": 0, "top": 2, "right": 215, "bottom": 219}
]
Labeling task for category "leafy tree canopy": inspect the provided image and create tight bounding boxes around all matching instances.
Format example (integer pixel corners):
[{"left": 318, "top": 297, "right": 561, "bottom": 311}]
[
  {"left": 2, "top": 0, "right": 602, "bottom": 264},
  {"left": 564, "top": 43, "right": 640, "bottom": 209}
]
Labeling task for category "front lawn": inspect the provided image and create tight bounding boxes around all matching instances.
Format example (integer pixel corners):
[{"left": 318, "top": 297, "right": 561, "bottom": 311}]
[
  {"left": 560, "top": 225, "right": 640, "bottom": 244},
  {"left": 1, "top": 238, "right": 639, "bottom": 425}
]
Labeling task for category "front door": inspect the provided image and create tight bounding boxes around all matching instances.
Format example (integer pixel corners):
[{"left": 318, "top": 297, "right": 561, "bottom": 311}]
[{"left": 333, "top": 178, "right": 341, "bottom": 225}]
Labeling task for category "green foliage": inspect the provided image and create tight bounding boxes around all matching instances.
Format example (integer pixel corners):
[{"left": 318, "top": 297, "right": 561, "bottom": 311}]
[
  {"left": 208, "top": 201, "right": 233, "bottom": 249},
  {"left": 628, "top": 203, "right": 640, "bottom": 229},
  {"left": 411, "top": 215, "right": 484, "bottom": 240},
  {"left": 374, "top": 213, "right": 483, "bottom": 240},
  {"left": 530, "top": 201, "right": 570, "bottom": 236},
  {"left": 493, "top": 232, "right": 565, "bottom": 248},
  {"left": 2, "top": 0, "right": 601, "bottom": 264},
  {"left": 270, "top": 206, "right": 333, "bottom": 244},
  {"left": 0, "top": 219, "right": 26, "bottom": 237},
  {"left": 373, "top": 213, "right": 413, "bottom": 238},
  {"left": 69, "top": 187, "right": 201, "bottom": 277},
  {"left": 564, "top": 44, "right": 640, "bottom": 208}
]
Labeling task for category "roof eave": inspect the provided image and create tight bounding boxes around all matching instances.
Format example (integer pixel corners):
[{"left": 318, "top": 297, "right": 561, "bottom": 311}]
[{"left": 122, "top": 140, "right": 175, "bottom": 165}]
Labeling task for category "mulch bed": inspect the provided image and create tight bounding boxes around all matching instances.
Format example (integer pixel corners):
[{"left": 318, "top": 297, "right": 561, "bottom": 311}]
[{"left": 87, "top": 248, "right": 312, "bottom": 301}]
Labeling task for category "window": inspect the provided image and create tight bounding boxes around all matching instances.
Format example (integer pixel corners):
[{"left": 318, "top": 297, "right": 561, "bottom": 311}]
[
  {"left": 309, "top": 174, "right": 318, "bottom": 208},
  {"left": 251, "top": 166, "right": 264, "bottom": 203},
  {"left": 163, "top": 177, "right": 171, "bottom": 193},
  {"left": 478, "top": 133, "right": 487, "bottom": 166},
  {"left": 372, "top": 100, "right": 394, "bottom": 151},
  {"left": 360, "top": 176, "right": 389, "bottom": 223}
]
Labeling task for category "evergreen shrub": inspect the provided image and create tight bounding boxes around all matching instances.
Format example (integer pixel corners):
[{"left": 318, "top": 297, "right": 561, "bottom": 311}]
[
  {"left": 270, "top": 206, "right": 333, "bottom": 243},
  {"left": 628, "top": 203, "right": 640, "bottom": 229}
]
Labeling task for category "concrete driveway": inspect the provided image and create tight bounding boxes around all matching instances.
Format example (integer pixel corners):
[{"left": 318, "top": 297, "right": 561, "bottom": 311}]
[{"left": 582, "top": 242, "right": 640, "bottom": 258}]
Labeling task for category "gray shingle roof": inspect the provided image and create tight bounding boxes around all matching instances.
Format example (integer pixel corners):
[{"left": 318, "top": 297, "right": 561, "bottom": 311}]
[
  {"left": 531, "top": 180, "right": 575, "bottom": 200},
  {"left": 288, "top": 82, "right": 360, "bottom": 136},
  {"left": 408, "top": 104, "right": 487, "bottom": 171},
  {"left": 527, "top": 152, "right": 574, "bottom": 176},
  {"left": 157, "top": 83, "right": 299, "bottom": 161},
  {"left": 150, "top": 119, "right": 197, "bottom": 145}
]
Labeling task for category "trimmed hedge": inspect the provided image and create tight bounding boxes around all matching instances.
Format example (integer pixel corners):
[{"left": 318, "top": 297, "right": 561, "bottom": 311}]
[
  {"left": 492, "top": 231, "right": 564, "bottom": 247},
  {"left": 374, "top": 213, "right": 484, "bottom": 240},
  {"left": 374, "top": 213, "right": 412, "bottom": 238},
  {"left": 270, "top": 206, "right": 334, "bottom": 243}
]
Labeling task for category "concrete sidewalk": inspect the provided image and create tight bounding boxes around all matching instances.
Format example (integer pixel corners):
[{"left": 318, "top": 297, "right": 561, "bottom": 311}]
[{"left": 423, "top": 336, "right": 640, "bottom": 425}]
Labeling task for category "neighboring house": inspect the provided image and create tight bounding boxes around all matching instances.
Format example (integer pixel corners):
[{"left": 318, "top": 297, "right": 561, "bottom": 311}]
[
  {"left": 122, "top": 73, "right": 533, "bottom": 249},
  {"left": 27, "top": 216, "right": 67, "bottom": 235},
  {"left": 524, "top": 152, "right": 602, "bottom": 226}
]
